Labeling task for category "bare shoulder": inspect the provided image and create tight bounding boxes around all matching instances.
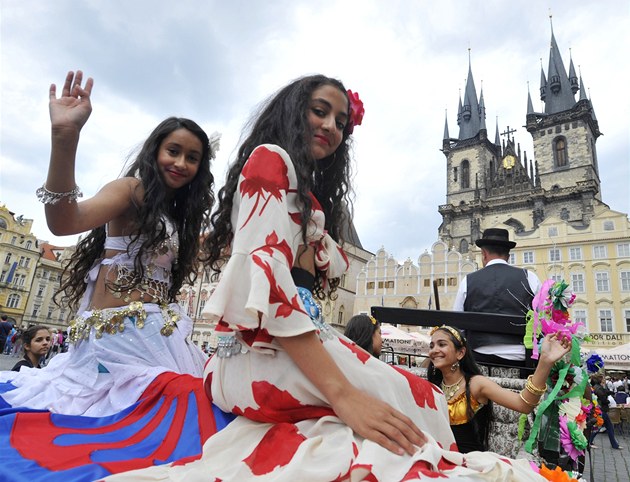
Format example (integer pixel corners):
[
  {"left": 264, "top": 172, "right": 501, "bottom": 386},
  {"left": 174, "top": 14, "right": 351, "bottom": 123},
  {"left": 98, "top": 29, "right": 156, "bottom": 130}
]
[{"left": 101, "top": 177, "right": 144, "bottom": 204}]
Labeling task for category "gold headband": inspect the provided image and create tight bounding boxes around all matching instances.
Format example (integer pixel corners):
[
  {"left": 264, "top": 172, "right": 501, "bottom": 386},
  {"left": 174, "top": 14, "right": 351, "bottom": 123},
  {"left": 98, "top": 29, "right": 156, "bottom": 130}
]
[
  {"left": 368, "top": 315, "right": 378, "bottom": 325},
  {"left": 429, "top": 325, "right": 464, "bottom": 344}
]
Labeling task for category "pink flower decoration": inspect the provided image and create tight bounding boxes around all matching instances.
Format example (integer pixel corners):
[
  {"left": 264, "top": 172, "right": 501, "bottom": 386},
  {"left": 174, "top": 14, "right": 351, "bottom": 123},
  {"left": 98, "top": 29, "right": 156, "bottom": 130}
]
[
  {"left": 559, "top": 416, "right": 582, "bottom": 461},
  {"left": 346, "top": 90, "right": 364, "bottom": 134}
]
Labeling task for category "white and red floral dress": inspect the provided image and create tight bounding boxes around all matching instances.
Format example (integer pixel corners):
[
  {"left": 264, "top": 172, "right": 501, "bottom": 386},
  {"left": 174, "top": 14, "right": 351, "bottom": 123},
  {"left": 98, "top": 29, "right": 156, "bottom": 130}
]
[{"left": 104, "top": 144, "right": 544, "bottom": 481}]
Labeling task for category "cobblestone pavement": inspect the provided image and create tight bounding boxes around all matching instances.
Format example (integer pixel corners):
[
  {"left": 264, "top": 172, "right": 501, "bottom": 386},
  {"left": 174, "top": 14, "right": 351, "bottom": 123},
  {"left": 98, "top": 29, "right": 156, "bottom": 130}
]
[
  {"left": 585, "top": 426, "right": 630, "bottom": 482},
  {"left": 0, "top": 354, "right": 628, "bottom": 481}
]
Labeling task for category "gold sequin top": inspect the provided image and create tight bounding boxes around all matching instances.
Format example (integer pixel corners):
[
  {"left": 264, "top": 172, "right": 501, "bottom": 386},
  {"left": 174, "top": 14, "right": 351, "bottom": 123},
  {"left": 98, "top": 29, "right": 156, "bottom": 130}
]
[{"left": 448, "top": 390, "right": 484, "bottom": 426}]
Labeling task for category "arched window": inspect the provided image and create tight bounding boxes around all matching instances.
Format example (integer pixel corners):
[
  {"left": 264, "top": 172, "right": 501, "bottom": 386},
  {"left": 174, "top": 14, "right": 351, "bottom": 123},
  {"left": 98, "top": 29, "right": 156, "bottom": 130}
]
[
  {"left": 7, "top": 293, "right": 20, "bottom": 309},
  {"left": 0, "top": 218, "right": 7, "bottom": 229},
  {"left": 459, "top": 238, "right": 469, "bottom": 254},
  {"left": 461, "top": 160, "right": 470, "bottom": 189},
  {"left": 554, "top": 137, "right": 568, "bottom": 167}
]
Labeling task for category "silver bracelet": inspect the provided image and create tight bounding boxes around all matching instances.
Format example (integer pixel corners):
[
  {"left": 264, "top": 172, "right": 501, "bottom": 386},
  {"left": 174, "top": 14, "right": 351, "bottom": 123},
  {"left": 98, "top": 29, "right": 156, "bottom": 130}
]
[{"left": 35, "top": 183, "right": 83, "bottom": 205}]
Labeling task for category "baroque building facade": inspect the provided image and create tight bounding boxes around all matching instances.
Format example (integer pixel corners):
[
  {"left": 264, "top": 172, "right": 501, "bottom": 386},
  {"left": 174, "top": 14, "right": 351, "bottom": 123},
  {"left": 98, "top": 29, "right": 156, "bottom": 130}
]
[{"left": 437, "top": 24, "right": 630, "bottom": 344}]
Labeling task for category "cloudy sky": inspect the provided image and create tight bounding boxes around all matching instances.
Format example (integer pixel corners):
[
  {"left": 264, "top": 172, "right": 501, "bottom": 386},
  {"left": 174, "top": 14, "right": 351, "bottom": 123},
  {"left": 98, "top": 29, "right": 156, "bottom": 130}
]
[{"left": 1, "top": 0, "right": 629, "bottom": 263}]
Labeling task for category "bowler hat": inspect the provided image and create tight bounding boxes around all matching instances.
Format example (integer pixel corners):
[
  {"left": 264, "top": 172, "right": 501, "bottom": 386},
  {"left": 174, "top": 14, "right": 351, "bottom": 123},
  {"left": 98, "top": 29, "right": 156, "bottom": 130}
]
[{"left": 475, "top": 228, "right": 516, "bottom": 249}]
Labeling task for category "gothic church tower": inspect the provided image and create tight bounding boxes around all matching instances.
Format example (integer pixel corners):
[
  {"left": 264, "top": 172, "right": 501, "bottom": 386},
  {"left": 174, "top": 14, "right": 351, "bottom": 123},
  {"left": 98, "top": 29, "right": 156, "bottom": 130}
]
[{"left": 439, "top": 22, "right": 603, "bottom": 252}]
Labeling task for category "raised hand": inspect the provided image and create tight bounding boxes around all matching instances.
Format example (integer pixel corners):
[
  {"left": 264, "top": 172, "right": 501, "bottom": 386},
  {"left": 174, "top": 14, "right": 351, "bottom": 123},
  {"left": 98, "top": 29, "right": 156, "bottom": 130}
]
[
  {"left": 539, "top": 332, "right": 572, "bottom": 364},
  {"left": 49, "top": 70, "right": 94, "bottom": 133}
]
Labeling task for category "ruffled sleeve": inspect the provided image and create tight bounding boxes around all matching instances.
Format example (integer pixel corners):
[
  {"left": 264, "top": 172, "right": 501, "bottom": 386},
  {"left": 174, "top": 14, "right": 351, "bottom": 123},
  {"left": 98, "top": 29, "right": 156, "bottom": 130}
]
[{"left": 202, "top": 144, "right": 329, "bottom": 352}]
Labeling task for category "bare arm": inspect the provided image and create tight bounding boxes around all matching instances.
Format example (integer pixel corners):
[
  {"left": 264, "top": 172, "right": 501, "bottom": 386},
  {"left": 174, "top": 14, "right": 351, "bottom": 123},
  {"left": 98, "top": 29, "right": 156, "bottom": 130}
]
[
  {"left": 277, "top": 331, "right": 427, "bottom": 455},
  {"left": 474, "top": 333, "right": 571, "bottom": 413},
  {"left": 44, "top": 71, "right": 141, "bottom": 235}
]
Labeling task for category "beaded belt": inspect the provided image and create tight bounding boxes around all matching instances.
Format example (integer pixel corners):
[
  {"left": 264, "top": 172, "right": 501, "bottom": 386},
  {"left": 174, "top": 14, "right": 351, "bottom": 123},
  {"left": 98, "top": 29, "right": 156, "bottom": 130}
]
[
  {"left": 215, "top": 287, "right": 334, "bottom": 358},
  {"left": 68, "top": 301, "right": 179, "bottom": 344}
]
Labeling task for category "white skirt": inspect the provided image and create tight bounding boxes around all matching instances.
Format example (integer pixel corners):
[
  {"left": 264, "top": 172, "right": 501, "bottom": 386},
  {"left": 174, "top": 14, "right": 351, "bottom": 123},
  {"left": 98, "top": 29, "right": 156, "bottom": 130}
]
[{"left": 0, "top": 302, "right": 207, "bottom": 416}]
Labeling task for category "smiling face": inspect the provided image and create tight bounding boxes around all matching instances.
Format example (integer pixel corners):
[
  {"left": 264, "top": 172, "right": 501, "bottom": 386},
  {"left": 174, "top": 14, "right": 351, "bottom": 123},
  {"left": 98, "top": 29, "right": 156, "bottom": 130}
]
[
  {"left": 307, "top": 84, "right": 348, "bottom": 160},
  {"left": 25, "top": 329, "right": 51, "bottom": 359},
  {"left": 156, "top": 128, "right": 203, "bottom": 192},
  {"left": 429, "top": 330, "right": 465, "bottom": 371}
]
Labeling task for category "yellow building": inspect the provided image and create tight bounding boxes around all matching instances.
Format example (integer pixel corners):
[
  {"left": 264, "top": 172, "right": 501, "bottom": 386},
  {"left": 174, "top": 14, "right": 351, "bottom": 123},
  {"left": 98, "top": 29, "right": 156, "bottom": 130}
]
[{"left": 0, "top": 206, "right": 39, "bottom": 325}]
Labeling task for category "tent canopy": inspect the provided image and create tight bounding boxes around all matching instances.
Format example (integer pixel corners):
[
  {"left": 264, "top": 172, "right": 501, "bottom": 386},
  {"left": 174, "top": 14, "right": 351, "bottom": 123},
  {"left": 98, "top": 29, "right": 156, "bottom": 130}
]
[
  {"left": 380, "top": 324, "right": 430, "bottom": 355},
  {"left": 582, "top": 343, "right": 630, "bottom": 371}
]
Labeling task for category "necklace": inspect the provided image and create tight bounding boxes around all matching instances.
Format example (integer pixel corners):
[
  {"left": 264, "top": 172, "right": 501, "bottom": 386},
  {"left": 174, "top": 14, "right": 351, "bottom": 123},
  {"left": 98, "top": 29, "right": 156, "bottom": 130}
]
[{"left": 441, "top": 376, "right": 464, "bottom": 401}]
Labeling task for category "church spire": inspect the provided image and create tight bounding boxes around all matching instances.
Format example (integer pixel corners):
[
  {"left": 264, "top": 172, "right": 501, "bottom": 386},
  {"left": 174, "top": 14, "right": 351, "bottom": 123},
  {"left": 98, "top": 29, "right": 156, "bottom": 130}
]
[
  {"left": 541, "top": 16, "right": 577, "bottom": 114},
  {"left": 457, "top": 49, "right": 482, "bottom": 140},
  {"left": 443, "top": 110, "right": 450, "bottom": 140},
  {"left": 479, "top": 87, "right": 487, "bottom": 130},
  {"left": 568, "top": 50, "right": 579, "bottom": 94},
  {"left": 495, "top": 117, "right": 501, "bottom": 145},
  {"left": 527, "top": 82, "right": 535, "bottom": 114}
]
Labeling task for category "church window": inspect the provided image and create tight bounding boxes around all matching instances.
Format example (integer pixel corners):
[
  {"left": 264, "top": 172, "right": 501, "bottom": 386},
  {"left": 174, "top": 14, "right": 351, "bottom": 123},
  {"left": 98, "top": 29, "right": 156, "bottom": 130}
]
[
  {"left": 617, "top": 243, "right": 630, "bottom": 257},
  {"left": 453, "top": 167, "right": 458, "bottom": 182},
  {"left": 598, "top": 309, "right": 613, "bottom": 332},
  {"left": 555, "top": 126, "right": 561, "bottom": 134},
  {"left": 569, "top": 247, "right": 582, "bottom": 261},
  {"left": 564, "top": 124, "right": 570, "bottom": 131},
  {"left": 572, "top": 122, "right": 578, "bottom": 129},
  {"left": 461, "top": 160, "right": 470, "bottom": 189},
  {"left": 560, "top": 208, "right": 569, "bottom": 220},
  {"left": 571, "top": 273, "right": 585, "bottom": 293},
  {"left": 459, "top": 239, "right": 469, "bottom": 254},
  {"left": 523, "top": 251, "right": 534, "bottom": 264},
  {"left": 540, "top": 130, "right": 545, "bottom": 137},
  {"left": 603, "top": 221, "right": 614, "bottom": 231},
  {"left": 595, "top": 272, "right": 610, "bottom": 292},
  {"left": 549, "top": 248, "right": 561, "bottom": 262},
  {"left": 554, "top": 137, "right": 568, "bottom": 167},
  {"left": 593, "top": 245, "right": 607, "bottom": 259},
  {"left": 621, "top": 271, "right": 630, "bottom": 291}
]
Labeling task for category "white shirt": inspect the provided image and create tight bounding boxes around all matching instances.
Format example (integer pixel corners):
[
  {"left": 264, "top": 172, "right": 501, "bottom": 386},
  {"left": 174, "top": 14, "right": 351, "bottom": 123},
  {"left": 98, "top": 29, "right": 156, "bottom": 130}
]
[{"left": 452, "top": 258, "right": 541, "bottom": 360}]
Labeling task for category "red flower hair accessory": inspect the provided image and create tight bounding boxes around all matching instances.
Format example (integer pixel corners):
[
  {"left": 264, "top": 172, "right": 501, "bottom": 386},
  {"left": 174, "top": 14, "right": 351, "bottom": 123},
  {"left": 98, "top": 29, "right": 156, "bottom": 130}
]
[{"left": 346, "top": 90, "right": 364, "bottom": 134}]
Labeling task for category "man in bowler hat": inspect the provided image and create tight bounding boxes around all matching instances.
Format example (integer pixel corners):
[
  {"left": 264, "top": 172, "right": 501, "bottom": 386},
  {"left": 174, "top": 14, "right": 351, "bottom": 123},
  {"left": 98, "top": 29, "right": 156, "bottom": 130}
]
[{"left": 452, "top": 228, "right": 541, "bottom": 366}]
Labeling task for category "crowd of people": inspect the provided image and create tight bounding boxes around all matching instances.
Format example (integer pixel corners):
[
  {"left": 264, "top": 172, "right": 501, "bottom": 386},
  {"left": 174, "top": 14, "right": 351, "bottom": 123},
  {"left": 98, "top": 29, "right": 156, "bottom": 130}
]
[{"left": 0, "top": 69, "right": 625, "bottom": 481}]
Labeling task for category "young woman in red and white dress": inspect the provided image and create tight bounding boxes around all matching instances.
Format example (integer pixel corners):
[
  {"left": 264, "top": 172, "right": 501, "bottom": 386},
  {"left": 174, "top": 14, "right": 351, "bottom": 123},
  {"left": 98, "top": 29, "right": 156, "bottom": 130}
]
[{"left": 104, "top": 75, "right": 546, "bottom": 481}]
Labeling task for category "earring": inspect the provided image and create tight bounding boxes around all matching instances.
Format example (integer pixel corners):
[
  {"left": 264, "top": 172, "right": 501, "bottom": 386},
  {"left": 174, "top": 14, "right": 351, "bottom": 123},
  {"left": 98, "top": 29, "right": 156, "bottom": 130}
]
[{"left": 450, "top": 361, "right": 460, "bottom": 373}]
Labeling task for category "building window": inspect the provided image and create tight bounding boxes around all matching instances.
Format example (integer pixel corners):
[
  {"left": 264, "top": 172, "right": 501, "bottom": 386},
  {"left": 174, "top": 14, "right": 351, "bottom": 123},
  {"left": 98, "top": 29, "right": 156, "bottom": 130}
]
[
  {"left": 593, "top": 245, "right": 607, "bottom": 259},
  {"left": 4, "top": 253, "right": 12, "bottom": 264},
  {"left": 603, "top": 221, "right": 614, "bottom": 231},
  {"left": 0, "top": 271, "right": 5, "bottom": 282},
  {"left": 461, "top": 160, "right": 470, "bottom": 189},
  {"left": 549, "top": 248, "right": 561, "bottom": 262},
  {"left": 550, "top": 274, "right": 563, "bottom": 283},
  {"left": 573, "top": 309, "right": 587, "bottom": 325},
  {"left": 453, "top": 167, "right": 458, "bottom": 182},
  {"left": 523, "top": 251, "right": 534, "bottom": 264},
  {"left": 508, "top": 253, "right": 515, "bottom": 265},
  {"left": 32, "top": 304, "right": 41, "bottom": 317},
  {"left": 13, "top": 274, "right": 25, "bottom": 287},
  {"left": 337, "top": 308, "right": 345, "bottom": 325},
  {"left": 599, "top": 309, "right": 613, "bottom": 332},
  {"left": 423, "top": 279, "right": 431, "bottom": 287},
  {"left": 621, "top": 271, "right": 630, "bottom": 291},
  {"left": 340, "top": 274, "right": 346, "bottom": 288},
  {"left": 625, "top": 310, "right": 630, "bottom": 332},
  {"left": 447, "top": 277, "right": 457, "bottom": 286},
  {"left": 36, "top": 284, "right": 45, "bottom": 297},
  {"left": 595, "top": 272, "right": 610, "bottom": 292},
  {"left": 548, "top": 227, "right": 558, "bottom": 237},
  {"left": 569, "top": 247, "right": 582, "bottom": 261},
  {"left": 25, "top": 240, "right": 33, "bottom": 249},
  {"left": 554, "top": 137, "right": 568, "bottom": 167},
  {"left": 18, "top": 256, "right": 26, "bottom": 267},
  {"left": 11, "top": 236, "right": 17, "bottom": 245},
  {"left": 387, "top": 280, "right": 394, "bottom": 288},
  {"left": 47, "top": 307, "right": 54, "bottom": 319},
  {"left": 571, "top": 273, "right": 585, "bottom": 293},
  {"left": 366, "top": 281, "right": 375, "bottom": 289},
  {"left": 7, "top": 293, "right": 20, "bottom": 308},
  {"left": 618, "top": 243, "right": 630, "bottom": 257},
  {"left": 459, "top": 238, "right": 469, "bottom": 254},
  {"left": 42, "top": 270, "right": 49, "bottom": 279}
]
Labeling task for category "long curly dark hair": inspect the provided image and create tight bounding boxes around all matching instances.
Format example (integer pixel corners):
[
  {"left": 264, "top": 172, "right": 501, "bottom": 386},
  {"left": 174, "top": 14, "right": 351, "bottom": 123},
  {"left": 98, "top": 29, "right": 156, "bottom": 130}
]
[
  {"left": 56, "top": 117, "right": 215, "bottom": 311},
  {"left": 203, "top": 75, "right": 354, "bottom": 299},
  {"left": 427, "top": 326, "right": 493, "bottom": 451}
]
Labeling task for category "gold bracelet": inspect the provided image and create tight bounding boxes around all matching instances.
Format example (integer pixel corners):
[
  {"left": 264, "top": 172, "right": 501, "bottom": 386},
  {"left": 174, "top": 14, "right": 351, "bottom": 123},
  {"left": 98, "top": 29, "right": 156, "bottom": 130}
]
[
  {"left": 519, "top": 390, "right": 540, "bottom": 408},
  {"left": 526, "top": 375, "right": 547, "bottom": 396}
]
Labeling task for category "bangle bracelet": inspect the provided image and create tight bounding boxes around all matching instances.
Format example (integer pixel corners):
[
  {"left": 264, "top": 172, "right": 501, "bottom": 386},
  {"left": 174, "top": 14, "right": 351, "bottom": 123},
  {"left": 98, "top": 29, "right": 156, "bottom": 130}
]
[
  {"left": 519, "top": 390, "right": 540, "bottom": 408},
  {"left": 36, "top": 184, "right": 83, "bottom": 205},
  {"left": 526, "top": 375, "right": 547, "bottom": 396}
]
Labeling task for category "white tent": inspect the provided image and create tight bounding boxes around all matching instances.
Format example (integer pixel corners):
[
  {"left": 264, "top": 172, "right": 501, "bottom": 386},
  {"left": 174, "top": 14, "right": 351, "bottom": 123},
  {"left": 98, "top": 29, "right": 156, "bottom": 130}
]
[
  {"left": 380, "top": 324, "right": 430, "bottom": 355},
  {"left": 582, "top": 343, "right": 630, "bottom": 371}
]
